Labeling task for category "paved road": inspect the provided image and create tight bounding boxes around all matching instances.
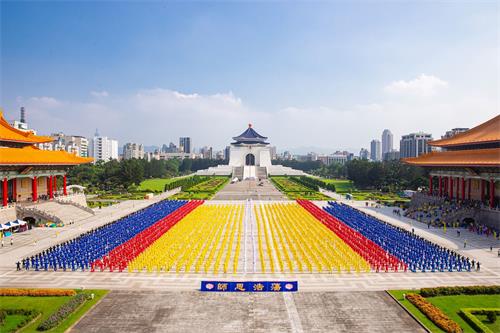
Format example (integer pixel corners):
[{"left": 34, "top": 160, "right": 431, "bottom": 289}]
[
  {"left": 213, "top": 179, "right": 286, "bottom": 200},
  {"left": 71, "top": 290, "right": 425, "bottom": 333}
]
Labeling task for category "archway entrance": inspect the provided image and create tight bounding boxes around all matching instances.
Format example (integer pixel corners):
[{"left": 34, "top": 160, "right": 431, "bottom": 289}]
[{"left": 245, "top": 154, "right": 255, "bottom": 166}]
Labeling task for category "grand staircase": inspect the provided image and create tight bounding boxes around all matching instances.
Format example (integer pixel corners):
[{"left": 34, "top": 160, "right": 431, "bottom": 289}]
[
  {"left": 233, "top": 166, "right": 244, "bottom": 180},
  {"left": 256, "top": 167, "right": 267, "bottom": 179}
]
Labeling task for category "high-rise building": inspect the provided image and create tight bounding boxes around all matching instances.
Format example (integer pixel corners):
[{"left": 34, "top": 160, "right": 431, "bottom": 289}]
[
  {"left": 269, "top": 146, "right": 277, "bottom": 160},
  {"left": 370, "top": 139, "right": 382, "bottom": 161},
  {"left": 442, "top": 128, "right": 469, "bottom": 139},
  {"left": 123, "top": 142, "right": 144, "bottom": 160},
  {"left": 89, "top": 131, "right": 118, "bottom": 162},
  {"left": 179, "top": 137, "right": 191, "bottom": 153},
  {"left": 224, "top": 146, "right": 231, "bottom": 160},
  {"left": 383, "top": 150, "right": 400, "bottom": 161},
  {"left": 359, "top": 148, "right": 369, "bottom": 160},
  {"left": 399, "top": 132, "right": 433, "bottom": 158},
  {"left": 381, "top": 129, "right": 393, "bottom": 155}
]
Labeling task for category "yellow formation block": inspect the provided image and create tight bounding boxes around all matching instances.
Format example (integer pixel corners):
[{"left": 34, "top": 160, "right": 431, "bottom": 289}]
[
  {"left": 128, "top": 204, "right": 244, "bottom": 274},
  {"left": 254, "top": 203, "right": 370, "bottom": 273}
]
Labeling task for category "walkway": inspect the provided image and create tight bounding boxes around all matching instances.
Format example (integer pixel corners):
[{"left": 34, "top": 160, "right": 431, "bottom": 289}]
[
  {"left": 213, "top": 179, "right": 286, "bottom": 200},
  {"left": 71, "top": 290, "right": 424, "bottom": 333}
]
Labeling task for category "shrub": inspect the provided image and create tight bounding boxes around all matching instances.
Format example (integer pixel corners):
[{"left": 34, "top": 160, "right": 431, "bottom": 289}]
[
  {"left": 0, "top": 309, "right": 40, "bottom": 332},
  {"left": 0, "top": 288, "right": 76, "bottom": 297},
  {"left": 420, "top": 286, "right": 500, "bottom": 297},
  {"left": 459, "top": 308, "right": 500, "bottom": 333},
  {"left": 37, "top": 293, "right": 89, "bottom": 331},
  {"left": 406, "top": 293, "right": 462, "bottom": 333}
]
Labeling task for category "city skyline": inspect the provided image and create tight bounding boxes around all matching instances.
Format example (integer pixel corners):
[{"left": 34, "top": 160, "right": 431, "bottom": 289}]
[{"left": 1, "top": 2, "right": 498, "bottom": 151}]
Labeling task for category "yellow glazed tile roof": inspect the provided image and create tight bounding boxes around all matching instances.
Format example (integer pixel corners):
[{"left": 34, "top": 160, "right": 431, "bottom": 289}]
[
  {"left": 429, "top": 115, "right": 500, "bottom": 147},
  {"left": 0, "top": 111, "right": 53, "bottom": 143},
  {"left": 0, "top": 146, "right": 93, "bottom": 165},
  {"left": 403, "top": 148, "right": 500, "bottom": 167}
]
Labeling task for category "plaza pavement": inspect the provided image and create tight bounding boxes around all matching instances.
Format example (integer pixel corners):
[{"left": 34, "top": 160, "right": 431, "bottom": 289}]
[
  {"left": 213, "top": 179, "right": 287, "bottom": 200},
  {"left": 70, "top": 290, "right": 424, "bottom": 333}
]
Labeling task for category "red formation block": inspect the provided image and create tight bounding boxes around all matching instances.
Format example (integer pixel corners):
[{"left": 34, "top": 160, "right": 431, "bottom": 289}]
[
  {"left": 297, "top": 200, "right": 404, "bottom": 272},
  {"left": 93, "top": 200, "right": 204, "bottom": 272}
]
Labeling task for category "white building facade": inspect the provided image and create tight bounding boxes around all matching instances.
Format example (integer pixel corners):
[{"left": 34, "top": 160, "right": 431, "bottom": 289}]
[{"left": 90, "top": 135, "right": 118, "bottom": 162}]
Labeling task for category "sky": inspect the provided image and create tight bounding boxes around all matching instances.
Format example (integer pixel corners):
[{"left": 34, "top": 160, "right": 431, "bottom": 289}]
[{"left": 1, "top": 1, "right": 498, "bottom": 153}]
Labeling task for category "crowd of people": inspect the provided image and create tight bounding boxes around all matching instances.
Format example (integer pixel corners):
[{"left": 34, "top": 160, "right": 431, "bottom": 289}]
[
  {"left": 325, "top": 202, "right": 473, "bottom": 272},
  {"left": 18, "top": 200, "right": 188, "bottom": 271}
]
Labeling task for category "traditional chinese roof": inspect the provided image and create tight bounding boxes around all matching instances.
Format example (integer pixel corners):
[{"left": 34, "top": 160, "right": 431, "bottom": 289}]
[
  {"left": 429, "top": 115, "right": 500, "bottom": 148},
  {"left": 232, "top": 124, "right": 269, "bottom": 145},
  {"left": 0, "top": 111, "right": 53, "bottom": 144},
  {"left": 0, "top": 146, "right": 93, "bottom": 166},
  {"left": 403, "top": 148, "right": 500, "bottom": 167}
]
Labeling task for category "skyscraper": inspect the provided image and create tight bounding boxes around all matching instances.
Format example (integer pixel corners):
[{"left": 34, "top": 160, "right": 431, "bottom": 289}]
[
  {"left": 381, "top": 129, "right": 393, "bottom": 155},
  {"left": 370, "top": 139, "right": 382, "bottom": 161},
  {"left": 399, "top": 132, "right": 433, "bottom": 158},
  {"left": 89, "top": 133, "right": 118, "bottom": 162},
  {"left": 179, "top": 137, "right": 191, "bottom": 154}
]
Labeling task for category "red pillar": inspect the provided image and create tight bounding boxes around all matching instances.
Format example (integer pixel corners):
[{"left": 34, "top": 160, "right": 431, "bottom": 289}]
[
  {"left": 449, "top": 177, "right": 454, "bottom": 199},
  {"left": 461, "top": 178, "right": 465, "bottom": 201},
  {"left": 12, "top": 178, "right": 17, "bottom": 203},
  {"left": 468, "top": 179, "right": 471, "bottom": 200},
  {"left": 481, "top": 179, "right": 485, "bottom": 203},
  {"left": 490, "top": 179, "right": 495, "bottom": 208},
  {"left": 438, "top": 176, "right": 443, "bottom": 197},
  {"left": 456, "top": 177, "right": 459, "bottom": 199},
  {"left": 63, "top": 175, "right": 67, "bottom": 196},
  {"left": 32, "top": 176, "right": 38, "bottom": 202},
  {"left": 429, "top": 175, "right": 433, "bottom": 195},
  {"left": 49, "top": 175, "right": 54, "bottom": 199},
  {"left": 2, "top": 178, "right": 7, "bottom": 207}
]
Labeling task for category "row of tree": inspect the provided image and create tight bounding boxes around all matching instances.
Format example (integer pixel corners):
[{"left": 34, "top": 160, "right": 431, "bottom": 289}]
[
  {"left": 67, "top": 158, "right": 223, "bottom": 193},
  {"left": 275, "top": 159, "right": 427, "bottom": 191}
]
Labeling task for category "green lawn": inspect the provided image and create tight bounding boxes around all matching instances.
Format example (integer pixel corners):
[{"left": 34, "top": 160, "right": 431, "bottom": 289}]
[
  {"left": 270, "top": 177, "right": 330, "bottom": 200},
  {"left": 389, "top": 290, "right": 500, "bottom": 333},
  {"left": 0, "top": 289, "right": 108, "bottom": 333},
  {"left": 321, "top": 179, "right": 354, "bottom": 193},
  {"left": 171, "top": 176, "right": 229, "bottom": 200},
  {"left": 138, "top": 176, "right": 189, "bottom": 192}
]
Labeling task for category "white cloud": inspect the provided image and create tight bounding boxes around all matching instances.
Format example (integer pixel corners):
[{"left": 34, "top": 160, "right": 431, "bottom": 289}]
[
  {"left": 90, "top": 90, "right": 109, "bottom": 97},
  {"left": 384, "top": 74, "right": 448, "bottom": 97},
  {"left": 14, "top": 87, "right": 496, "bottom": 153}
]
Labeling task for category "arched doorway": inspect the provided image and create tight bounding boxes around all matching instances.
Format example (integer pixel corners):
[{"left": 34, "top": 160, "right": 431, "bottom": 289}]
[
  {"left": 245, "top": 154, "right": 255, "bottom": 166},
  {"left": 22, "top": 217, "right": 36, "bottom": 229}
]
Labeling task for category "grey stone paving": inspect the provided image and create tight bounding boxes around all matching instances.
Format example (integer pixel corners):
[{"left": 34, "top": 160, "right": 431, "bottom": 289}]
[
  {"left": 71, "top": 290, "right": 425, "bottom": 333},
  {"left": 213, "top": 179, "right": 286, "bottom": 200}
]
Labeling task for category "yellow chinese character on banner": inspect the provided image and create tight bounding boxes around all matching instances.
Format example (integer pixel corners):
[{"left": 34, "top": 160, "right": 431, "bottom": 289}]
[
  {"left": 217, "top": 283, "right": 228, "bottom": 291},
  {"left": 271, "top": 283, "right": 281, "bottom": 291},
  {"left": 253, "top": 283, "right": 264, "bottom": 291},
  {"left": 235, "top": 283, "right": 246, "bottom": 291}
]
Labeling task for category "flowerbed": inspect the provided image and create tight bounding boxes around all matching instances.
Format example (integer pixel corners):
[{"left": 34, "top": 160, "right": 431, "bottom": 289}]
[
  {"left": 406, "top": 293, "right": 462, "bottom": 333},
  {"left": 0, "top": 289, "right": 76, "bottom": 297},
  {"left": 36, "top": 293, "right": 89, "bottom": 331},
  {"left": 421, "top": 286, "right": 500, "bottom": 298},
  {"left": 459, "top": 308, "right": 500, "bottom": 333}
]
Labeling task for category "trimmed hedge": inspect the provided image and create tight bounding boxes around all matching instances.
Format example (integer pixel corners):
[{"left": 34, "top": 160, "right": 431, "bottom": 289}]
[
  {"left": 164, "top": 176, "right": 209, "bottom": 191},
  {"left": 406, "top": 293, "right": 462, "bottom": 333},
  {"left": 290, "top": 176, "right": 336, "bottom": 192},
  {"left": 0, "top": 309, "right": 40, "bottom": 332},
  {"left": 0, "top": 288, "right": 76, "bottom": 297},
  {"left": 37, "top": 293, "right": 89, "bottom": 331},
  {"left": 420, "top": 286, "right": 500, "bottom": 298},
  {"left": 459, "top": 308, "right": 500, "bottom": 333}
]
